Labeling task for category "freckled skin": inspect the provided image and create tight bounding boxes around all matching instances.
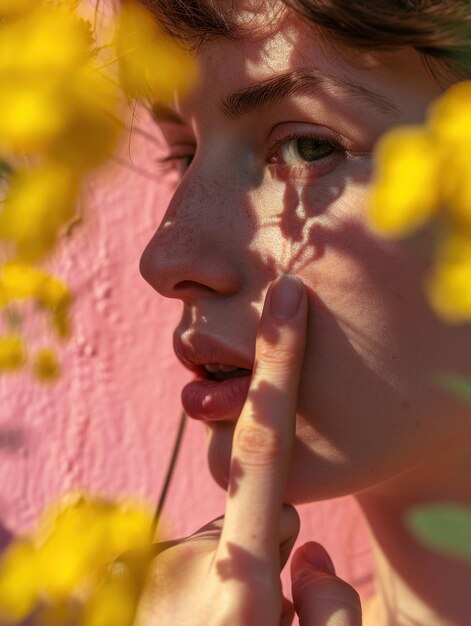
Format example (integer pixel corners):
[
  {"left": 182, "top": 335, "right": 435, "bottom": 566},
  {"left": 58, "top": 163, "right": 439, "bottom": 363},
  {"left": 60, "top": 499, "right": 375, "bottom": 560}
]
[
  {"left": 140, "top": 4, "right": 471, "bottom": 505},
  {"left": 139, "top": 2, "right": 471, "bottom": 623}
]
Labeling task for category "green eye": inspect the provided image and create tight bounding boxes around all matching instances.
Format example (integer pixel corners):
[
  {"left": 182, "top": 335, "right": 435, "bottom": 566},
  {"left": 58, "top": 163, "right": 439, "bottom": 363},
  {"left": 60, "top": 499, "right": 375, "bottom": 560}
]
[{"left": 280, "top": 137, "right": 336, "bottom": 165}]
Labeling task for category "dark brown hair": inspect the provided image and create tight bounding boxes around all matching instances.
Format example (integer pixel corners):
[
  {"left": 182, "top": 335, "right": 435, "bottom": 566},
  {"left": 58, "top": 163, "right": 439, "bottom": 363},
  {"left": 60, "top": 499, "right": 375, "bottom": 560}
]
[{"left": 136, "top": 0, "right": 471, "bottom": 77}]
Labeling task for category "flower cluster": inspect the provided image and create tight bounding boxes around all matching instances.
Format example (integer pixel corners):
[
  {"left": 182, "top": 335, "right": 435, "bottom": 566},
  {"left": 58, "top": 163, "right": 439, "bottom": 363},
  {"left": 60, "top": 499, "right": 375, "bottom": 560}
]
[
  {"left": 0, "top": 493, "right": 154, "bottom": 625},
  {"left": 0, "top": 0, "right": 195, "bottom": 380},
  {"left": 368, "top": 81, "right": 471, "bottom": 322}
]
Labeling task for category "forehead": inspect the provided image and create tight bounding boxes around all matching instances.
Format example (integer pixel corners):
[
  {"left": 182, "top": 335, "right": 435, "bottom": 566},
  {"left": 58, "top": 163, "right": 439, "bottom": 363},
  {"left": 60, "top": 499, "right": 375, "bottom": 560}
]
[{"left": 165, "top": 1, "right": 443, "bottom": 125}]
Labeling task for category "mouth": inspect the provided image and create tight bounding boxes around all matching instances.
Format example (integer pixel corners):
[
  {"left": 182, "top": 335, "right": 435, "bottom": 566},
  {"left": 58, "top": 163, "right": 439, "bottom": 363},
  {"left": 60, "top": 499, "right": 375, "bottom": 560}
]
[
  {"left": 174, "top": 334, "right": 253, "bottom": 422},
  {"left": 201, "top": 364, "right": 252, "bottom": 382}
]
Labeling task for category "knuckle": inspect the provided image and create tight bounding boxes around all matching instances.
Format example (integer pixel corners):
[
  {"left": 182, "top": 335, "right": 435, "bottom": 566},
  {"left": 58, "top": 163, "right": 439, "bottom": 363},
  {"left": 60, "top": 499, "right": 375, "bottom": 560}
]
[
  {"left": 297, "top": 575, "right": 362, "bottom": 615},
  {"left": 256, "top": 339, "right": 295, "bottom": 366},
  {"left": 234, "top": 422, "right": 283, "bottom": 466}
]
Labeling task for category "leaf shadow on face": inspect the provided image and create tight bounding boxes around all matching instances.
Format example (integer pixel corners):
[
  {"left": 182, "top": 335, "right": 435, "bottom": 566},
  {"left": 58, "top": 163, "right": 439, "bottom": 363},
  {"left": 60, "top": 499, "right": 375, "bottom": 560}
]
[{"left": 137, "top": 10, "right": 471, "bottom": 623}]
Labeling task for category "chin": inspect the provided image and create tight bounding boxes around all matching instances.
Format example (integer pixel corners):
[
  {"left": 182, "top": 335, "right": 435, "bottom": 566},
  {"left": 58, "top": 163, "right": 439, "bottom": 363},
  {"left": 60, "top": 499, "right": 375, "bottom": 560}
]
[
  {"left": 205, "top": 422, "right": 371, "bottom": 504},
  {"left": 206, "top": 423, "right": 233, "bottom": 490}
]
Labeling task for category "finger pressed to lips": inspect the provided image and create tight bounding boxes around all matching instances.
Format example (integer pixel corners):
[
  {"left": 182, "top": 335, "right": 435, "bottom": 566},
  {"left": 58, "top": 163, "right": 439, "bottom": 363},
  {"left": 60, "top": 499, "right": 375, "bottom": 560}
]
[{"left": 218, "top": 275, "right": 308, "bottom": 563}]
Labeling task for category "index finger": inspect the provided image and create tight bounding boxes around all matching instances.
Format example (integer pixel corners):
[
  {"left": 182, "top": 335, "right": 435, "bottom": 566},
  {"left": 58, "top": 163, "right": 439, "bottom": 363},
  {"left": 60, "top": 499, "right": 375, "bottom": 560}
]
[{"left": 218, "top": 274, "right": 308, "bottom": 562}]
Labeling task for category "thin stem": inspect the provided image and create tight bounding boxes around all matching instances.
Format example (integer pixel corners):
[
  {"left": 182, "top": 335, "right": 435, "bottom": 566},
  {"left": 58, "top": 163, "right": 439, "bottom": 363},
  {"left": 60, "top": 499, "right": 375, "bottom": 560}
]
[{"left": 151, "top": 409, "right": 187, "bottom": 539}]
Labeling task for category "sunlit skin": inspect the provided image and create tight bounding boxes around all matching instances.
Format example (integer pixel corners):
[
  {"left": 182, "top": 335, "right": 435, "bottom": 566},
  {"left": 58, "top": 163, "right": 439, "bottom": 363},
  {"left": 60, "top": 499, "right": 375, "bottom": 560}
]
[{"left": 139, "top": 3, "right": 471, "bottom": 624}]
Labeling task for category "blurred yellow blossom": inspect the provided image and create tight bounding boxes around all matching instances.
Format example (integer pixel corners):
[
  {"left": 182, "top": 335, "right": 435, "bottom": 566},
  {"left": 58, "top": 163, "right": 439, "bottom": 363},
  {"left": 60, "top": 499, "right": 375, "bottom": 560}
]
[
  {"left": 82, "top": 576, "right": 137, "bottom": 626},
  {"left": 426, "top": 234, "right": 471, "bottom": 322},
  {"left": 430, "top": 81, "right": 471, "bottom": 151},
  {"left": 0, "top": 166, "right": 79, "bottom": 261},
  {"left": 0, "top": 494, "right": 153, "bottom": 624},
  {"left": 0, "top": 263, "right": 72, "bottom": 338},
  {"left": 430, "top": 82, "right": 471, "bottom": 228},
  {"left": 47, "top": 64, "right": 121, "bottom": 170},
  {"left": 0, "top": 0, "right": 196, "bottom": 380},
  {"left": 1, "top": 262, "right": 48, "bottom": 300},
  {"left": 368, "top": 127, "right": 442, "bottom": 236},
  {"left": 0, "top": 0, "right": 39, "bottom": 19},
  {"left": 0, "top": 7, "right": 92, "bottom": 153},
  {"left": 32, "top": 348, "right": 60, "bottom": 382},
  {"left": 116, "top": 0, "right": 196, "bottom": 102},
  {"left": 0, "top": 335, "right": 25, "bottom": 371},
  {"left": 0, "top": 540, "right": 40, "bottom": 622},
  {"left": 368, "top": 81, "right": 471, "bottom": 321}
]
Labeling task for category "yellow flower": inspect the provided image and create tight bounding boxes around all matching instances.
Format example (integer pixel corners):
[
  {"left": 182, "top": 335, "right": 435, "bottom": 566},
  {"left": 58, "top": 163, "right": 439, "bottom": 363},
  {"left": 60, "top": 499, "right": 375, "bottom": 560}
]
[
  {"left": 0, "top": 0, "right": 38, "bottom": 19},
  {"left": 33, "top": 348, "right": 60, "bottom": 382},
  {"left": 0, "top": 262, "right": 70, "bottom": 307},
  {"left": 0, "top": 262, "right": 45, "bottom": 300},
  {"left": 429, "top": 81, "right": 471, "bottom": 152},
  {"left": 0, "top": 540, "right": 40, "bottom": 623},
  {"left": 46, "top": 64, "right": 122, "bottom": 170},
  {"left": 50, "top": 305, "right": 72, "bottom": 339},
  {"left": 81, "top": 576, "right": 137, "bottom": 626},
  {"left": 0, "top": 263, "right": 72, "bottom": 338},
  {"left": 38, "top": 274, "right": 71, "bottom": 310},
  {"left": 116, "top": 0, "right": 196, "bottom": 102},
  {"left": 0, "top": 6, "right": 93, "bottom": 153},
  {"left": 0, "top": 84, "right": 70, "bottom": 155},
  {"left": 0, "top": 166, "right": 79, "bottom": 261},
  {"left": 0, "top": 335, "right": 26, "bottom": 371},
  {"left": 35, "top": 495, "right": 152, "bottom": 599},
  {"left": 368, "top": 126, "right": 442, "bottom": 236},
  {"left": 429, "top": 82, "right": 471, "bottom": 228},
  {"left": 0, "top": 494, "right": 153, "bottom": 623},
  {"left": 426, "top": 234, "right": 471, "bottom": 323}
]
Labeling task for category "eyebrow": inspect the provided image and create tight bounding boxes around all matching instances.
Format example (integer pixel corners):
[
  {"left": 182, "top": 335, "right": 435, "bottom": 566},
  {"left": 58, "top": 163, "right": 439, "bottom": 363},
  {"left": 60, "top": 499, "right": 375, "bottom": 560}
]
[
  {"left": 219, "top": 69, "right": 400, "bottom": 119},
  {"left": 150, "top": 68, "right": 400, "bottom": 124}
]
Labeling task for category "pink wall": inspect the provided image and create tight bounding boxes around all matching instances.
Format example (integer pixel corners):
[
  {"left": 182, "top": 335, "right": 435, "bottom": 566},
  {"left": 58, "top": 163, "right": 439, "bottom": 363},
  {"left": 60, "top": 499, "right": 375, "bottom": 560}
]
[{"left": 0, "top": 110, "right": 373, "bottom": 612}]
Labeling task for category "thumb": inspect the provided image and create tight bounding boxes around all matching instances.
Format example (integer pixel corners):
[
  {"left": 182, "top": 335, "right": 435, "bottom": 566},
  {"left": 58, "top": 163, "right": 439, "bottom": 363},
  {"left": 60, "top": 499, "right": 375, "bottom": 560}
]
[{"left": 291, "top": 542, "right": 362, "bottom": 626}]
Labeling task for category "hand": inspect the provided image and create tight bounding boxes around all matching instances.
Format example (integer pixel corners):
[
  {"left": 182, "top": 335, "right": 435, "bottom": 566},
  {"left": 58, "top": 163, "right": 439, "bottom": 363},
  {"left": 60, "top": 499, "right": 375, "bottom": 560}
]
[{"left": 132, "top": 274, "right": 362, "bottom": 625}]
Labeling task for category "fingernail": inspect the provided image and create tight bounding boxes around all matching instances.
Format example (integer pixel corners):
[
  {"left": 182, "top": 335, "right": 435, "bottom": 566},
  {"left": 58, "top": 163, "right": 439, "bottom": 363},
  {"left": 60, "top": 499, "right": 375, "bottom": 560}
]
[
  {"left": 270, "top": 275, "right": 303, "bottom": 320},
  {"left": 302, "top": 542, "right": 336, "bottom": 575}
]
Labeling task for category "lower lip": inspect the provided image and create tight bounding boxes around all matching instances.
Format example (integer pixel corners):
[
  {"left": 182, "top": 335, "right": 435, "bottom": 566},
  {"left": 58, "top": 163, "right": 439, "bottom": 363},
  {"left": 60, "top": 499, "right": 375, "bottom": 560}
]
[{"left": 182, "top": 375, "right": 251, "bottom": 422}]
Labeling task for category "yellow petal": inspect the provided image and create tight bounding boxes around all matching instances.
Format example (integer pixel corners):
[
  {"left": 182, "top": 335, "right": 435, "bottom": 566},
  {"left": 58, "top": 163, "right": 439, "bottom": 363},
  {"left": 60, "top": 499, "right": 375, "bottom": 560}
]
[
  {"left": 81, "top": 577, "right": 137, "bottom": 626},
  {"left": 0, "top": 7, "right": 94, "bottom": 152},
  {"left": 0, "top": 84, "right": 69, "bottom": 153},
  {"left": 0, "top": 335, "right": 26, "bottom": 371},
  {"left": 368, "top": 127, "right": 442, "bottom": 236},
  {"left": 0, "top": 540, "right": 40, "bottom": 622},
  {"left": 116, "top": 0, "right": 196, "bottom": 102},
  {"left": 426, "top": 234, "right": 471, "bottom": 322},
  {"left": 0, "top": 260, "right": 70, "bottom": 304},
  {"left": 35, "top": 495, "right": 151, "bottom": 598},
  {"left": 0, "top": 0, "right": 39, "bottom": 18},
  {"left": 0, "top": 7, "right": 91, "bottom": 80},
  {"left": 33, "top": 348, "right": 60, "bottom": 382},
  {"left": 38, "top": 275, "right": 71, "bottom": 310},
  {"left": 46, "top": 65, "right": 121, "bottom": 170},
  {"left": 429, "top": 81, "right": 471, "bottom": 151},
  {"left": 50, "top": 305, "right": 72, "bottom": 340},
  {"left": 102, "top": 505, "right": 152, "bottom": 556},
  {"left": 0, "top": 166, "right": 79, "bottom": 261}
]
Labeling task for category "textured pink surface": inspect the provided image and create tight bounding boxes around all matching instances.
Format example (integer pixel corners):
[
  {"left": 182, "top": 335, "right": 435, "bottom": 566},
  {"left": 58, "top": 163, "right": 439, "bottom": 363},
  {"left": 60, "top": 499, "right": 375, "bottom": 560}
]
[{"left": 0, "top": 117, "right": 373, "bottom": 605}]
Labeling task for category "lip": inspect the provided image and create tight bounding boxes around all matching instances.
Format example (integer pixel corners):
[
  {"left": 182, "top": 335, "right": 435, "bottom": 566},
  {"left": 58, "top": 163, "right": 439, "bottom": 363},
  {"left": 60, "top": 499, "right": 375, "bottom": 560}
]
[{"left": 174, "top": 332, "right": 253, "bottom": 421}]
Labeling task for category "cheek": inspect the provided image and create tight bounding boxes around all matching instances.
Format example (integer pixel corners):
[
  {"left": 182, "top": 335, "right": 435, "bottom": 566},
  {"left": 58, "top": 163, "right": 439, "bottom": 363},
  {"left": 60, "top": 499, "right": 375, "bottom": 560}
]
[{"left": 282, "top": 223, "right": 467, "bottom": 501}]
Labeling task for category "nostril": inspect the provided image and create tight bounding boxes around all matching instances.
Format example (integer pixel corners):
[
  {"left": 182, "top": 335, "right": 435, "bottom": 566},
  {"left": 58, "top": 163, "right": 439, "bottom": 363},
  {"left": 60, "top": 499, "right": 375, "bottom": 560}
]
[{"left": 174, "top": 281, "right": 219, "bottom": 294}]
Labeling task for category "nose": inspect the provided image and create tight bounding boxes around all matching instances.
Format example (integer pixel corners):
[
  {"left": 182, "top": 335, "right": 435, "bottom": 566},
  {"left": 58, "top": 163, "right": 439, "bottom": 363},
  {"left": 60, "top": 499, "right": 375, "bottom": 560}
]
[{"left": 140, "top": 174, "right": 242, "bottom": 302}]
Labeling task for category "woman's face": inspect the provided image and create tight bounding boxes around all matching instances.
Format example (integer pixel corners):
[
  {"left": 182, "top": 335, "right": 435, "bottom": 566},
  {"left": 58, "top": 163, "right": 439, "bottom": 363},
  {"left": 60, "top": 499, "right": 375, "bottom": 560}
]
[{"left": 140, "top": 4, "right": 471, "bottom": 502}]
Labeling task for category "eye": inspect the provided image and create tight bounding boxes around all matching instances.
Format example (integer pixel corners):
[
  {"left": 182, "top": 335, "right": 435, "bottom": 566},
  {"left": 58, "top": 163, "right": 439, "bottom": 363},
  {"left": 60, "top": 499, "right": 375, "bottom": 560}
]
[
  {"left": 273, "top": 136, "right": 337, "bottom": 166},
  {"left": 155, "top": 147, "right": 195, "bottom": 178},
  {"left": 171, "top": 154, "right": 194, "bottom": 177}
]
